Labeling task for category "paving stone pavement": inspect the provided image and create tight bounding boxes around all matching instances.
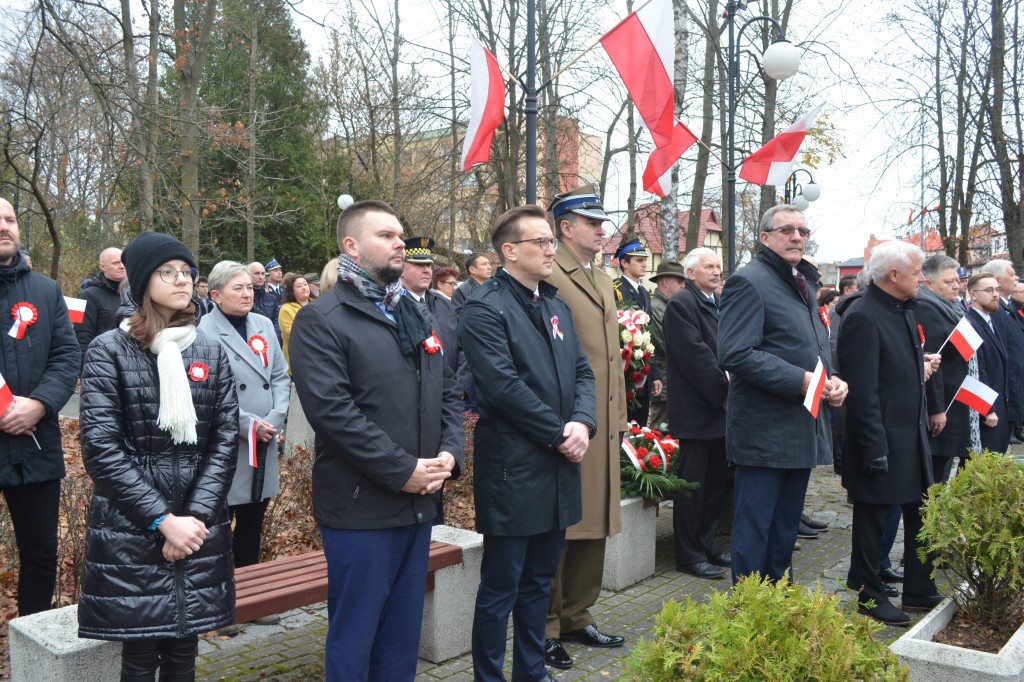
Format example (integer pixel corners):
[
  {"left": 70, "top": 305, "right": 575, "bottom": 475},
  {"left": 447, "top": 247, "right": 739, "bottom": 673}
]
[{"left": 196, "top": 465, "right": 934, "bottom": 681}]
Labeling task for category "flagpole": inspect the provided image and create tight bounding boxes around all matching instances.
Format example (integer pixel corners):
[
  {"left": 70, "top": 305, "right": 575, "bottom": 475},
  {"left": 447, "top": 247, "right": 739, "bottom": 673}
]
[{"left": 525, "top": 0, "right": 538, "bottom": 204}]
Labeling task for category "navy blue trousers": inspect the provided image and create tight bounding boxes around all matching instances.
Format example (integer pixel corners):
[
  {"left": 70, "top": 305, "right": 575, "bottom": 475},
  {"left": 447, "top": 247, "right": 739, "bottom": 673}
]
[
  {"left": 320, "top": 522, "right": 431, "bottom": 682},
  {"left": 472, "top": 529, "right": 565, "bottom": 682},
  {"left": 731, "top": 465, "right": 810, "bottom": 584}
]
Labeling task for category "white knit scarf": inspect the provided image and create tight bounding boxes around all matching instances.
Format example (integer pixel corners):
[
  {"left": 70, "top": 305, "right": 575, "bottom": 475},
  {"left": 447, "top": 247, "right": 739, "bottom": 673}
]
[{"left": 120, "top": 319, "right": 199, "bottom": 444}]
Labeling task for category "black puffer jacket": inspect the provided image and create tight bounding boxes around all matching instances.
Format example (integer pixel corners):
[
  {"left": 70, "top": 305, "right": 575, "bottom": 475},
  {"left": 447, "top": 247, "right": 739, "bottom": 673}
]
[{"left": 77, "top": 326, "right": 239, "bottom": 641}]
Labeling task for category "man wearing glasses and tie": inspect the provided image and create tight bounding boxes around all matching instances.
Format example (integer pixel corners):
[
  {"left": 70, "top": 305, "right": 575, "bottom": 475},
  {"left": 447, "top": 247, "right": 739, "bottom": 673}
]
[{"left": 717, "top": 204, "right": 848, "bottom": 586}]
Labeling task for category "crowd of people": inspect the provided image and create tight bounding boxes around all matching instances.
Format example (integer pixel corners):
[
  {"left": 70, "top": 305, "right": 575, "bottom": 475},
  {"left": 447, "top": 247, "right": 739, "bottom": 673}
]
[{"left": 0, "top": 185, "right": 1019, "bottom": 680}]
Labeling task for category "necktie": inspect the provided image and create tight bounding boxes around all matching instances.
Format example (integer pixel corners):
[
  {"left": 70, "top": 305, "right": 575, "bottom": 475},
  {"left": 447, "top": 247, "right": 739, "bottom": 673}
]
[
  {"left": 415, "top": 295, "right": 433, "bottom": 322},
  {"left": 794, "top": 272, "right": 809, "bottom": 306}
]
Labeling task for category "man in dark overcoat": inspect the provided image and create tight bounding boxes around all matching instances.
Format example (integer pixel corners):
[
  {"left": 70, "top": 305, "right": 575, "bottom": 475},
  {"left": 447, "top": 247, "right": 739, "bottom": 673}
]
[
  {"left": 917, "top": 254, "right": 974, "bottom": 483},
  {"left": 664, "top": 247, "right": 730, "bottom": 579},
  {"left": 965, "top": 273, "right": 1010, "bottom": 454},
  {"left": 838, "top": 240, "right": 941, "bottom": 627},
  {"left": 290, "top": 200, "right": 465, "bottom": 682},
  {"left": 460, "top": 205, "right": 596, "bottom": 682},
  {"left": 718, "top": 205, "right": 847, "bottom": 585},
  {"left": 980, "top": 259, "right": 1024, "bottom": 442}
]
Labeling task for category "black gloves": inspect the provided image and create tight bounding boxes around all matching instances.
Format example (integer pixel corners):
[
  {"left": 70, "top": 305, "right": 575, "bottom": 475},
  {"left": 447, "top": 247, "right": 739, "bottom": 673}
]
[{"left": 862, "top": 455, "right": 888, "bottom": 476}]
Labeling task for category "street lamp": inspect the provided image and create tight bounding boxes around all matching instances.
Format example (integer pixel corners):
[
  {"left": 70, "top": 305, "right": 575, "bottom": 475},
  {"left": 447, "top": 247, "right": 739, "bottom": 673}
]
[
  {"left": 783, "top": 168, "right": 821, "bottom": 211},
  {"left": 725, "top": 1, "right": 801, "bottom": 274}
]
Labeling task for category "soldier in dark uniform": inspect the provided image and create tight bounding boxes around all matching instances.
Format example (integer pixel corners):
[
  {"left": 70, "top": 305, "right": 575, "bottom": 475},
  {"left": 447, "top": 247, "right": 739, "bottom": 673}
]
[{"left": 613, "top": 235, "right": 662, "bottom": 426}]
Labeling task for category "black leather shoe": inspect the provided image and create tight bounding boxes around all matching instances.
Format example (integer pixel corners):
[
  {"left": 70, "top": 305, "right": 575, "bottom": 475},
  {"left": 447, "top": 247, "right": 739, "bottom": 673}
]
[
  {"left": 884, "top": 584, "right": 899, "bottom": 597},
  {"left": 677, "top": 561, "right": 727, "bottom": 579},
  {"left": 858, "top": 598, "right": 911, "bottom": 627},
  {"left": 880, "top": 567, "right": 904, "bottom": 583},
  {"left": 544, "top": 639, "right": 573, "bottom": 669},
  {"left": 800, "top": 513, "right": 829, "bottom": 531},
  {"left": 796, "top": 522, "right": 819, "bottom": 539},
  {"left": 902, "top": 593, "right": 945, "bottom": 613},
  {"left": 560, "top": 624, "right": 625, "bottom": 648},
  {"left": 708, "top": 552, "right": 731, "bottom": 567}
]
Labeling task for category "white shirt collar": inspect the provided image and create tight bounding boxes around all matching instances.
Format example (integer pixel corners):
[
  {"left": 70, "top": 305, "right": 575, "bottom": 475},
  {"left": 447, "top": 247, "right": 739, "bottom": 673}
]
[
  {"left": 976, "top": 309, "right": 992, "bottom": 323},
  {"left": 623, "top": 276, "right": 641, "bottom": 292}
]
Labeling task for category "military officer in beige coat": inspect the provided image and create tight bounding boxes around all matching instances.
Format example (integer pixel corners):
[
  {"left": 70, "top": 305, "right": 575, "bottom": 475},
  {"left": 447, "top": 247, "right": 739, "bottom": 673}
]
[{"left": 543, "top": 185, "right": 629, "bottom": 670}]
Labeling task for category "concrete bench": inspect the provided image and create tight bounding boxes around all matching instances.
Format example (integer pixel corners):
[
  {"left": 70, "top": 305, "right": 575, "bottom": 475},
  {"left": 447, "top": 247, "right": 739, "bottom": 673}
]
[{"left": 8, "top": 526, "right": 483, "bottom": 679}]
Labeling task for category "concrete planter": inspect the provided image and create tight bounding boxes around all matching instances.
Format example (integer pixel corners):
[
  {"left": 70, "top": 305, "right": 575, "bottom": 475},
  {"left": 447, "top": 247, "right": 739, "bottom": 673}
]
[
  {"left": 419, "top": 524, "right": 483, "bottom": 664},
  {"left": 9, "top": 604, "right": 121, "bottom": 681},
  {"left": 888, "top": 597, "right": 1024, "bottom": 681},
  {"left": 602, "top": 496, "right": 658, "bottom": 591}
]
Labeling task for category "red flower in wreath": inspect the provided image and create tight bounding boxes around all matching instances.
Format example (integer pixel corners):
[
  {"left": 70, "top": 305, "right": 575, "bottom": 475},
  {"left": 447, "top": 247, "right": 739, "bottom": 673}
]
[
  {"left": 626, "top": 392, "right": 635, "bottom": 400},
  {"left": 621, "top": 348, "right": 631, "bottom": 359},
  {"left": 636, "top": 447, "right": 649, "bottom": 458},
  {"left": 188, "top": 363, "right": 209, "bottom": 381},
  {"left": 630, "top": 371, "right": 643, "bottom": 382},
  {"left": 644, "top": 432, "right": 656, "bottom": 441},
  {"left": 642, "top": 351, "right": 651, "bottom": 361},
  {"left": 662, "top": 442, "right": 675, "bottom": 455},
  {"left": 630, "top": 425, "right": 641, "bottom": 435},
  {"left": 648, "top": 454, "right": 662, "bottom": 469},
  {"left": 641, "top": 365, "right": 651, "bottom": 375},
  {"left": 651, "top": 430, "right": 663, "bottom": 438}
]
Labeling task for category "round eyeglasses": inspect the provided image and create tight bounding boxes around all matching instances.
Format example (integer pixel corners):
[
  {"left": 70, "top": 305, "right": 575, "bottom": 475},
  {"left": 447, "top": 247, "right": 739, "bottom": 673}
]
[{"left": 157, "top": 266, "right": 200, "bottom": 284}]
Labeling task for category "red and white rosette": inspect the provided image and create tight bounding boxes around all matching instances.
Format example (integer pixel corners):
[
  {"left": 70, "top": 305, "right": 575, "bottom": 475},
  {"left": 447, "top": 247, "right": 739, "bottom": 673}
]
[
  {"left": 819, "top": 306, "right": 831, "bottom": 337},
  {"left": 188, "top": 362, "right": 209, "bottom": 382},
  {"left": 423, "top": 330, "right": 443, "bottom": 354},
  {"left": 248, "top": 335, "right": 269, "bottom": 368},
  {"left": 7, "top": 302, "right": 38, "bottom": 339}
]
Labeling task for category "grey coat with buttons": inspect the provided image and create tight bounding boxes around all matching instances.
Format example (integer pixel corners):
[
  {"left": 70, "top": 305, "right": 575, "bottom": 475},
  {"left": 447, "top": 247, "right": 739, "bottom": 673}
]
[{"left": 198, "top": 306, "right": 290, "bottom": 505}]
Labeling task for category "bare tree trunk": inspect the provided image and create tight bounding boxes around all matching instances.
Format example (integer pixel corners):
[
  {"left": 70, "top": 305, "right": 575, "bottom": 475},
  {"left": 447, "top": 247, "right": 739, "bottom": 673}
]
[
  {"left": 989, "top": 0, "right": 1023, "bottom": 270},
  {"left": 447, "top": 5, "right": 458, "bottom": 251},
  {"left": 246, "top": 0, "right": 258, "bottom": 263},
  {"left": 687, "top": 0, "right": 718, "bottom": 253},
  {"left": 174, "top": 0, "right": 218, "bottom": 255},
  {"left": 390, "top": 0, "right": 402, "bottom": 212},
  {"left": 659, "top": 0, "right": 688, "bottom": 262}
]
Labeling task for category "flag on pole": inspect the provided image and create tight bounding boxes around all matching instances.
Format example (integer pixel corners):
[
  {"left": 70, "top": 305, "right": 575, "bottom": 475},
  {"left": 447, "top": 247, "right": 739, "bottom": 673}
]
[
  {"left": 601, "top": 0, "right": 696, "bottom": 197},
  {"left": 0, "top": 370, "right": 13, "bottom": 415},
  {"left": 461, "top": 37, "right": 505, "bottom": 172},
  {"left": 945, "top": 317, "right": 984, "bottom": 361},
  {"left": 740, "top": 104, "right": 825, "bottom": 186},
  {"left": 802, "top": 357, "right": 826, "bottom": 418},
  {"left": 247, "top": 417, "right": 260, "bottom": 467},
  {"left": 64, "top": 296, "right": 87, "bottom": 324},
  {"left": 952, "top": 375, "right": 998, "bottom": 415}
]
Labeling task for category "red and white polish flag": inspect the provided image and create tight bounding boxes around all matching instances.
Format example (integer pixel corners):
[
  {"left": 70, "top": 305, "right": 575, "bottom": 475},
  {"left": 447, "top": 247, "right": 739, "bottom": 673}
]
[
  {"left": 461, "top": 37, "right": 505, "bottom": 172},
  {"left": 953, "top": 375, "right": 998, "bottom": 415},
  {"left": 0, "top": 370, "right": 14, "bottom": 414},
  {"left": 740, "top": 104, "right": 825, "bottom": 186},
  {"left": 601, "top": 0, "right": 696, "bottom": 197},
  {"left": 247, "top": 417, "right": 260, "bottom": 468},
  {"left": 945, "top": 317, "right": 984, "bottom": 361},
  {"left": 802, "top": 357, "right": 826, "bottom": 418},
  {"left": 64, "top": 296, "right": 87, "bottom": 324}
]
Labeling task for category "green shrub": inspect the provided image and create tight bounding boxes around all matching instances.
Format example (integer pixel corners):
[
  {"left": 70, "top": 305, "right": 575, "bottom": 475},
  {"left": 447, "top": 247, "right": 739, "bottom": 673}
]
[
  {"left": 918, "top": 449, "right": 1024, "bottom": 626},
  {"left": 625, "top": 575, "right": 909, "bottom": 681}
]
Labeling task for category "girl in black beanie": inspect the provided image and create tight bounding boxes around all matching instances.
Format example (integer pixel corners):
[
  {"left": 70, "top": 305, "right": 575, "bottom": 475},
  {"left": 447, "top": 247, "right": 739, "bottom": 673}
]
[{"left": 77, "top": 232, "right": 239, "bottom": 681}]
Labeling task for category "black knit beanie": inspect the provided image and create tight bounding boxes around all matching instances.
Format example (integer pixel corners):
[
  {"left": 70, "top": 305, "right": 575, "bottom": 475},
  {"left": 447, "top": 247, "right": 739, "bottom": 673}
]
[{"left": 121, "top": 232, "right": 197, "bottom": 305}]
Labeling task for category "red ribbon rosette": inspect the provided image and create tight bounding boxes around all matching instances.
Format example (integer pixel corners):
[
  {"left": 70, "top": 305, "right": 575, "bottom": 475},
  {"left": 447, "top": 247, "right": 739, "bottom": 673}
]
[
  {"left": 423, "top": 330, "right": 443, "bottom": 354},
  {"left": 918, "top": 324, "right": 925, "bottom": 350},
  {"left": 248, "top": 335, "right": 269, "bottom": 368},
  {"left": 819, "top": 306, "right": 831, "bottom": 337},
  {"left": 7, "top": 302, "right": 38, "bottom": 340},
  {"left": 188, "top": 362, "right": 209, "bottom": 381},
  {"left": 550, "top": 315, "right": 564, "bottom": 340}
]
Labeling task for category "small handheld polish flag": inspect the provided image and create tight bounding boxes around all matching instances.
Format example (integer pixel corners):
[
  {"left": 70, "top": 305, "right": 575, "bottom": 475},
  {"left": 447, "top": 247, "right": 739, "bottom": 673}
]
[
  {"left": 941, "top": 317, "right": 984, "bottom": 361},
  {"left": 802, "top": 357, "right": 826, "bottom": 418},
  {"left": 950, "top": 375, "right": 998, "bottom": 415},
  {"left": 64, "top": 297, "right": 87, "bottom": 324}
]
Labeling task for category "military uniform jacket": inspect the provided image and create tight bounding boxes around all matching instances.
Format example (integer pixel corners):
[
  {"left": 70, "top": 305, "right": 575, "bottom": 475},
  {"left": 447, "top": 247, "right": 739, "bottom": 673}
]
[{"left": 458, "top": 270, "right": 596, "bottom": 536}]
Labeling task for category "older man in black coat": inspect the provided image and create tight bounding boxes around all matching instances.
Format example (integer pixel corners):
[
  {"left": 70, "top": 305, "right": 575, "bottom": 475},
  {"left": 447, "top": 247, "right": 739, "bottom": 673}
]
[
  {"left": 838, "top": 241, "right": 941, "bottom": 627},
  {"left": 664, "top": 247, "right": 730, "bottom": 579},
  {"left": 459, "top": 205, "right": 596, "bottom": 682},
  {"left": 718, "top": 205, "right": 848, "bottom": 585},
  {"left": 290, "top": 200, "right": 465, "bottom": 681}
]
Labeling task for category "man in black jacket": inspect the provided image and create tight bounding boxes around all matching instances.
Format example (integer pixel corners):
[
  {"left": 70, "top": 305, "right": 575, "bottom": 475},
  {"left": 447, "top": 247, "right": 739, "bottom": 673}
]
[
  {"left": 838, "top": 240, "right": 941, "bottom": 627},
  {"left": 664, "top": 247, "right": 730, "bottom": 580},
  {"left": 460, "top": 205, "right": 596, "bottom": 682},
  {"left": 0, "top": 197, "right": 80, "bottom": 616},
  {"left": 247, "top": 261, "right": 281, "bottom": 343},
  {"left": 966, "top": 274, "right": 1010, "bottom": 454},
  {"left": 74, "top": 246, "right": 125, "bottom": 363},
  {"left": 290, "top": 200, "right": 465, "bottom": 682},
  {"left": 452, "top": 252, "right": 493, "bottom": 315},
  {"left": 980, "top": 259, "right": 1024, "bottom": 442}
]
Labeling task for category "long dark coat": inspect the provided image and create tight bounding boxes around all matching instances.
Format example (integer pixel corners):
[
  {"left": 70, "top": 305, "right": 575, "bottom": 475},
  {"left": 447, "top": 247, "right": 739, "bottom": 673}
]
[
  {"left": 78, "top": 328, "right": 239, "bottom": 640},
  {"left": 663, "top": 279, "right": 728, "bottom": 440},
  {"left": 915, "top": 288, "right": 971, "bottom": 460},
  {"left": 968, "top": 308, "right": 1010, "bottom": 453},
  {"left": 458, "top": 270, "right": 596, "bottom": 537},
  {"left": 996, "top": 299, "right": 1024, "bottom": 422},
  {"left": 837, "top": 284, "right": 932, "bottom": 504},
  {"left": 718, "top": 246, "right": 833, "bottom": 468},
  {"left": 0, "top": 254, "right": 80, "bottom": 487},
  {"left": 289, "top": 282, "right": 465, "bottom": 531}
]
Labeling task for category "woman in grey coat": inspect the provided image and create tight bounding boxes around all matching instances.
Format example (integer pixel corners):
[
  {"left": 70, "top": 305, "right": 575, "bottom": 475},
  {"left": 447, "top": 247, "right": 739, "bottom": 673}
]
[{"left": 198, "top": 261, "right": 290, "bottom": 572}]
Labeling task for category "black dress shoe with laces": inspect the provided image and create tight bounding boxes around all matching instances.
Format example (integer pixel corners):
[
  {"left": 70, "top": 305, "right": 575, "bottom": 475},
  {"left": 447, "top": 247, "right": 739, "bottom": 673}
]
[
  {"left": 677, "top": 561, "right": 727, "bottom": 579},
  {"left": 800, "top": 513, "right": 830, "bottom": 531},
  {"left": 796, "top": 522, "right": 819, "bottom": 539},
  {"left": 544, "top": 638, "right": 573, "bottom": 669},
  {"left": 879, "top": 567, "right": 904, "bottom": 583},
  {"left": 707, "top": 552, "right": 731, "bottom": 567},
  {"left": 560, "top": 624, "right": 625, "bottom": 648}
]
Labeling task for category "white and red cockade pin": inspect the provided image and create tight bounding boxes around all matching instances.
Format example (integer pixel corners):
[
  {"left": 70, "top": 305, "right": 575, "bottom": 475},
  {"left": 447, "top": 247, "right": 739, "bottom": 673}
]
[
  {"left": 423, "top": 331, "right": 443, "bottom": 354},
  {"left": 819, "top": 306, "right": 831, "bottom": 337},
  {"left": 7, "top": 302, "right": 38, "bottom": 339},
  {"left": 551, "top": 315, "right": 564, "bottom": 340},
  {"left": 188, "top": 362, "right": 209, "bottom": 381},
  {"left": 248, "top": 335, "right": 269, "bottom": 367},
  {"left": 918, "top": 324, "right": 926, "bottom": 350}
]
